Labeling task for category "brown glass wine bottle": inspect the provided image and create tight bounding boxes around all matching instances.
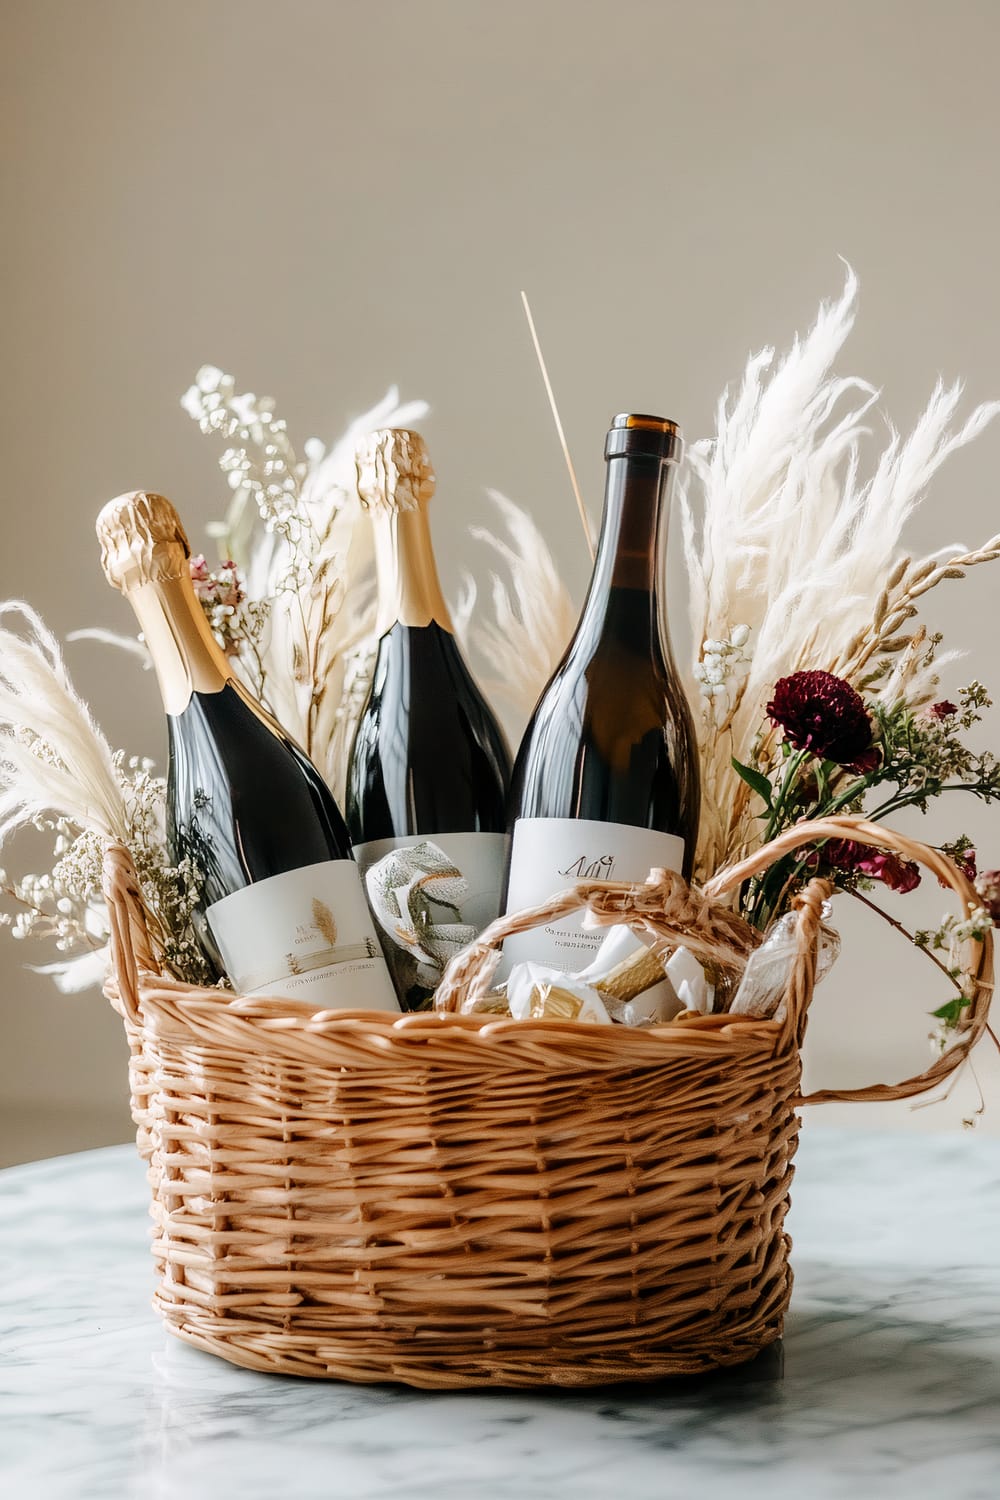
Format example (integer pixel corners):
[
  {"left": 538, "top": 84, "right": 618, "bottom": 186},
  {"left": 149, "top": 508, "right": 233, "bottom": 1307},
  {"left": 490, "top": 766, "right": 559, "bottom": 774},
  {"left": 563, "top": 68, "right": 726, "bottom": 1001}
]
[{"left": 502, "top": 414, "right": 700, "bottom": 972}]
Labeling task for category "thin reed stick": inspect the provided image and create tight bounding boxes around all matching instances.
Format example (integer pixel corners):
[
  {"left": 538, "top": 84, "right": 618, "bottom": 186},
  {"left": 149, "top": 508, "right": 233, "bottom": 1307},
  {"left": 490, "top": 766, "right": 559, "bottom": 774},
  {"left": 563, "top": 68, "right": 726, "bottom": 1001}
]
[{"left": 520, "top": 290, "right": 595, "bottom": 560}]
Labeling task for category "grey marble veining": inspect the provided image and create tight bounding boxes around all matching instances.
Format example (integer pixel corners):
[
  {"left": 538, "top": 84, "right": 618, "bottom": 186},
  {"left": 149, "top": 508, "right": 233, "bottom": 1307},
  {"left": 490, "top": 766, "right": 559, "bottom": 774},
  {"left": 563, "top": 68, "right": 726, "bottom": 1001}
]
[{"left": 1, "top": 1126, "right": 998, "bottom": 1500}]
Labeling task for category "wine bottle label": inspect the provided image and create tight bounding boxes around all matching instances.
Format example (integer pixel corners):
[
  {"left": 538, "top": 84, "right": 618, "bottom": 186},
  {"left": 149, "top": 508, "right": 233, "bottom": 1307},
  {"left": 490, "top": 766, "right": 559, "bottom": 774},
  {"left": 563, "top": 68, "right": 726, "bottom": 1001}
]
[
  {"left": 353, "top": 832, "right": 507, "bottom": 1009},
  {"left": 206, "top": 861, "right": 399, "bottom": 1012},
  {"left": 501, "top": 817, "right": 685, "bottom": 974}
]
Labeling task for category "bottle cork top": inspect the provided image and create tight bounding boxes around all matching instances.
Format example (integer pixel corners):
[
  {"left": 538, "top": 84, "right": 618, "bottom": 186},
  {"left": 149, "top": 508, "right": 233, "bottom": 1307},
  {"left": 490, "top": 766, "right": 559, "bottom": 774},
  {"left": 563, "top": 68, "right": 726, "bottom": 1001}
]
[
  {"left": 605, "top": 414, "right": 683, "bottom": 463},
  {"left": 355, "top": 429, "right": 435, "bottom": 514},
  {"left": 96, "top": 491, "right": 191, "bottom": 591}
]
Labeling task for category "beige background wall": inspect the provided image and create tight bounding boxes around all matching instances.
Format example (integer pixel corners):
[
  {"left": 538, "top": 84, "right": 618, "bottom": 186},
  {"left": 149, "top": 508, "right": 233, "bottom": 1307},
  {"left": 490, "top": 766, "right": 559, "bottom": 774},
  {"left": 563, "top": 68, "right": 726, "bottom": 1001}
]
[{"left": 2, "top": 0, "right": 1000, "bottom": 1164}]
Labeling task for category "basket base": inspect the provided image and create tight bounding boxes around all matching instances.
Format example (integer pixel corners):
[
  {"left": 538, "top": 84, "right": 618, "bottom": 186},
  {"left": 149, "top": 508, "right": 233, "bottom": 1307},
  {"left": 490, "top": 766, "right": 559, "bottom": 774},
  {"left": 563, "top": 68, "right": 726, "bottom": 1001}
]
[{"left": 159, "top": 1311, "right": 785, "bottom": 1390}]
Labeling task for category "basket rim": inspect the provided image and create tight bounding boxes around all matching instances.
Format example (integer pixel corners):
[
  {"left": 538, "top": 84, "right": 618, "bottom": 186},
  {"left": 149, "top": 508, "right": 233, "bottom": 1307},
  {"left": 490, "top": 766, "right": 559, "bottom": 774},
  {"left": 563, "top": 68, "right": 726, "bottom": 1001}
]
[{"left": 107, "top": 967, "right": 787, "bottom": 1070}]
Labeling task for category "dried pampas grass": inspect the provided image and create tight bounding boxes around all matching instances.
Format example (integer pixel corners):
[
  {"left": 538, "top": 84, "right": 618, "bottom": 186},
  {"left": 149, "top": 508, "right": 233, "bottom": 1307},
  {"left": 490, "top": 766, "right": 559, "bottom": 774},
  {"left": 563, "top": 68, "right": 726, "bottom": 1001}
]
[
  {"left": 0, "top": 603, "right": 127, "bottom": 847},
  {"left": 0, "top": 603, "right": 215, "bottom": 991},
  {"left": 681, "top": 267, "right": 1000, "bottom": 877},
  {"left": 456, "top": 490, "right": 577, "bottom": 719}
]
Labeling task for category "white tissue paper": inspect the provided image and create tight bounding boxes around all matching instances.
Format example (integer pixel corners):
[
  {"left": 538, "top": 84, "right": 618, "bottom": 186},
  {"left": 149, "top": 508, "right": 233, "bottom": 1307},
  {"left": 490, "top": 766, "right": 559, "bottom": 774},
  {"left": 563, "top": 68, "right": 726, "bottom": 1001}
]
[
  {"left": 506, "top": 962, "right": 612, "bottom": 1023},
  {"left": 505, "top": 924, "right": 711, "bottom": 1026}
]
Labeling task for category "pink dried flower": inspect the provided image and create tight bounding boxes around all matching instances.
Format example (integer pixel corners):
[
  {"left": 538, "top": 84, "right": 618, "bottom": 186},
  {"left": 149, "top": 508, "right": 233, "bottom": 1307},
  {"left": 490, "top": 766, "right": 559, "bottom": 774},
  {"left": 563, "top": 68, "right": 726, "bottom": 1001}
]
[
  {"left": 188, "top": 556, "right": 246, "bottom": 656},
  {"left": 974, "top": 869, "right": 1000, "bottom": 924},
  {"left": 767, "top": 670, "right": 877, "bottom": 771},
  {"left": 825, "top": 839, "right": 921, "bottom": 893},
  {"left": 189, "top": 556, "right": 243, "bottom": 607},
  {"left": 937, "top": 847, "right": 977, "bottom": 888}
]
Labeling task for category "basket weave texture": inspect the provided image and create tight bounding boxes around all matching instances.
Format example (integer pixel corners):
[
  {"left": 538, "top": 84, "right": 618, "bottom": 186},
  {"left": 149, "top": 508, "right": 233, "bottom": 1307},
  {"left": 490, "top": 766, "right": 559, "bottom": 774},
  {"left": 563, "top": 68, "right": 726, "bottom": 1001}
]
[{"left": 102, "top": 817, "right": 992, "bottom": 1388}]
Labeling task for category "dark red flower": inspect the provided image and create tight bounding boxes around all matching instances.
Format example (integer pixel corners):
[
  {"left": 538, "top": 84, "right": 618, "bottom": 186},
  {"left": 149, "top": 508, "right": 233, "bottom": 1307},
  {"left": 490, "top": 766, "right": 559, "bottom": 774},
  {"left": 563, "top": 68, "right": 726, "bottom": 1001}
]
[
  {"left": 974, "top": 869, "right": 1000, "bottom": 925},
  {"left": 767, "top": 670, "right": 877, "bottom": 771},
  {"left": 824, "top": 839, "right": 921, "bottom": 893},
  {"left": 927, "top": 700, "right": 958, "bottom": 721},
  {"left": 847, "top": 745, "right": 881, "bottom": 774}
]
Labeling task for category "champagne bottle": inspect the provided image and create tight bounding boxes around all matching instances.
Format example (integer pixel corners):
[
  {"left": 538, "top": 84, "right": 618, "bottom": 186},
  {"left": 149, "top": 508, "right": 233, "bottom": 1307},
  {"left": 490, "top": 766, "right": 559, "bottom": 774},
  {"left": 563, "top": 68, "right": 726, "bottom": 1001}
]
[
  {"left": 345, "top": 429, "right": 512, "bottom": 1009},
  {"left": 97, "top": 491, "right": 398, "bottom": 1012},
  {"left": 502, "top": 414, "right": 700, "bottom": 972}
]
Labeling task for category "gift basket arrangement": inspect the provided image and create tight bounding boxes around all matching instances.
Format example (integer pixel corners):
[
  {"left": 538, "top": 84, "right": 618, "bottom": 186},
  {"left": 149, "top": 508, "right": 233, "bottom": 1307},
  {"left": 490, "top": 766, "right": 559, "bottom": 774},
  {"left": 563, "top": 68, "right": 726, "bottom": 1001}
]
[{"left": 1, "top": 270, "right": 997, "bottom": 1387}]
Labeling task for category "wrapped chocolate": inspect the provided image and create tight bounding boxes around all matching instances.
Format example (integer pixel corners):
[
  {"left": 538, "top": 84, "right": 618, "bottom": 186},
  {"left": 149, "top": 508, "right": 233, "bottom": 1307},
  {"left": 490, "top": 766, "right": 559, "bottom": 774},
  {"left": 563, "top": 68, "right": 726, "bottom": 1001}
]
[
  {"left": 495, "top": 924, "right": 718, "bottom": 1027},
  {"left": 507, "top": 964, "right": 613, "bottom": 1023}
]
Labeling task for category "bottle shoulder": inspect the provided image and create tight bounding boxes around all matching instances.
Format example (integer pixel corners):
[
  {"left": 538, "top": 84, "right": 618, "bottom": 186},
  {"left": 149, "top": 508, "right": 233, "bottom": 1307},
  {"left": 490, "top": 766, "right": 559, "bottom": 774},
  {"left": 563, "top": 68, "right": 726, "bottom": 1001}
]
[
  {"left": 508, "top": 600, "right": 699, "bottom": 842},
  {"left": 346, "top": 623, "right": 511, "bottom": 840},
  {"left": 169, "top": 683, "right": 350, "bottom": 869},
  {"left": 363, "top": 623, "right": 510, "bottom": 756}
]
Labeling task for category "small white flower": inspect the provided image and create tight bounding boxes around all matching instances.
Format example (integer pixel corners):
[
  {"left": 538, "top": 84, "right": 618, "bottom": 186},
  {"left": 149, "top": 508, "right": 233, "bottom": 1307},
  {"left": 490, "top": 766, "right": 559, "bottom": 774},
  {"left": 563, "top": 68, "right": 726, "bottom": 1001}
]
[
  {"left": 228, "top": 392, "right": 262, "bottom": 427},
  {"left": 196, "top": 364, "right": 226, "bottom": 392},
  {"left": 180, "top": 385, "right": 205, "bottom": 419}
]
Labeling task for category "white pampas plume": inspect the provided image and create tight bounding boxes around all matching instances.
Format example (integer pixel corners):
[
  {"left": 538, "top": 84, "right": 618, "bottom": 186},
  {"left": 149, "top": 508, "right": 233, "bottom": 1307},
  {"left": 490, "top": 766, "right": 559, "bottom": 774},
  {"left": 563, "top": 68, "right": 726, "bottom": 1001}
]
[
  {"left": 66, "top": 628, "right": 151, "bottom": 668},
  {"left": 30, "top": 946, "right": 111, "bottom": 993},
  {"left": 682, "top": 266, "right": 1000, "bottom": 877},
  {"left": 459, "top": 490, "right": 577, "bottom": 717},
  {"left": 0, "top": 602, "right": 128, "bottom": 846}
]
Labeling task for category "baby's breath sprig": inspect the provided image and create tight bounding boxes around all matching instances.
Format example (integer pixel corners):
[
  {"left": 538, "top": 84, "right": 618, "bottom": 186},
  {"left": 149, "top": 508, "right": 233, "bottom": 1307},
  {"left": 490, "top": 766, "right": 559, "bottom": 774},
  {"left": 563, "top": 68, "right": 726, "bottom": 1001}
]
[
  {"left": 180, "top": 367, "right": 316, "bottom": 580},
  {"left": 914, "top": 906, "right": 994, "bottom": 1050},
  {"left": 179, "top": 364, "right": 359, "bottom": 766},
  {"left": 694, "top": 624, "right": 751, "bottom": 721},
  {"left": 0, "top": 752, "right": 216, "bottom": 991}
]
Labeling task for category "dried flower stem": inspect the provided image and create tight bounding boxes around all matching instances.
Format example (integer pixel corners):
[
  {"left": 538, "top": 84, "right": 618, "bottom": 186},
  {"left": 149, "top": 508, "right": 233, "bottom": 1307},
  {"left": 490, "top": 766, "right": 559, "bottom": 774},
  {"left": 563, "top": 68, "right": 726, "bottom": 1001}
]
[
  {"left": 847, "top": 886, "right": 963, "bottom": 992},
  {"left": 520, "top": 291, "right": 595, "bottom": 560}
]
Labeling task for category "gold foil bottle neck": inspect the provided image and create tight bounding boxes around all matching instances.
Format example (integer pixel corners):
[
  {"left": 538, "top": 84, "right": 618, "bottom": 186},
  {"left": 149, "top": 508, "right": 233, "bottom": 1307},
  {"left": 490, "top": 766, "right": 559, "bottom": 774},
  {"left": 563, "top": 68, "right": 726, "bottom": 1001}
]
[
  {"left": 96, "top": 491, "right": 191, "bottom": 592},
  {"left": 356, "top": 429, "right": 451, "bottom": 634},
  {"left": 96, "top": 490, "right": 229, "bottom": 712},
  {"left": 356, "top": 429, "right": 436, "bottom": 514}
]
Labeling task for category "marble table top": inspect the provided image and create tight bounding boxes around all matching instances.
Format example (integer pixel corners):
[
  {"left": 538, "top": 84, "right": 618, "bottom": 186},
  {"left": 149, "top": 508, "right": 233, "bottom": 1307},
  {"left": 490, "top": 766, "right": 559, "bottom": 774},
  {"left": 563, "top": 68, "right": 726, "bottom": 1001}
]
[{"left": 1, "top": 1124, "right": 998, "bottom": 1500}]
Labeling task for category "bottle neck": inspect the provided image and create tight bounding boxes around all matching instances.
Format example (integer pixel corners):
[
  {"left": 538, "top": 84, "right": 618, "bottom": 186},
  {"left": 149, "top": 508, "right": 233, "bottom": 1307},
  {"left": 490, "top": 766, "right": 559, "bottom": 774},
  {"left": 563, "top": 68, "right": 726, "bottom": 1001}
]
[
  {"left": 577, "top": 452, "right": 672, "bottom": 642},
  {"left": 123, "top": 573, "right": 232, "bottom": 715},
  {"left": 372, "top": 503, "right": 453, "bottom": 637}
]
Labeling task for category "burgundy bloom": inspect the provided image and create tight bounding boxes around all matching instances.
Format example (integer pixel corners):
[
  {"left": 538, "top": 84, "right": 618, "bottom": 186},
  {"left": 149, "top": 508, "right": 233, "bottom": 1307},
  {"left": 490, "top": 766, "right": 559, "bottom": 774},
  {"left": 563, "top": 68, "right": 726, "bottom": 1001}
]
[
  {"left": 767, "top": 670, "right": 877, "bottom": 771},
  {"left": 927, "top": 700, "right": 958, "bottom": 721},
  {"left": 825, "top": 839, "right": 921, "bottom": 894},
  {"left": 974, "top": 869, "right": 1000, "bottom": 925}
]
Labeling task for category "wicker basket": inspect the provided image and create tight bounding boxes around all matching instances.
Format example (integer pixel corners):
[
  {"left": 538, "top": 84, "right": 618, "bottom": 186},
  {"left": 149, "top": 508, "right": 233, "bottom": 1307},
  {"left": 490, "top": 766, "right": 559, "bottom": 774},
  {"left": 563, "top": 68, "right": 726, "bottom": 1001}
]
[{"left": 102, "top": 816, "right": 992, "bottom": 1389}]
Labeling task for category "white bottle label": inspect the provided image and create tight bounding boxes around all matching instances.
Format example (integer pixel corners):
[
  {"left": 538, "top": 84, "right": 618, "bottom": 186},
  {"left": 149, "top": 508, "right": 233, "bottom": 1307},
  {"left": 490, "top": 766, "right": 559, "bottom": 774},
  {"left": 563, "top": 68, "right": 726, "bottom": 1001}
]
[
  {"left": 353, "top": 832, "right": 507, "bottom": 1006},
  {"left": 501, "top": 816, "right": 685, "bottom": 973},
  {"left": 207, "top": 860, "right": 399, "bottom": 1012}
]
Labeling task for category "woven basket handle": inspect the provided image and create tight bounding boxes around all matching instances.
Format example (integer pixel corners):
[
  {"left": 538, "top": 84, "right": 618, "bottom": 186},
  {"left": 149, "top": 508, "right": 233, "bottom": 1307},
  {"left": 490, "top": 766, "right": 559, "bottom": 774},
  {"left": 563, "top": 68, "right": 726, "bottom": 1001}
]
[
  {"left": 102, "top": 843, "right": 159, "bottom": 1024},
  {"left": 434, "top": 860, "right": 782, "bottom": 1014},
  {"left": 704, "top": 815, "right": 995, "bottom": 1105}
]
